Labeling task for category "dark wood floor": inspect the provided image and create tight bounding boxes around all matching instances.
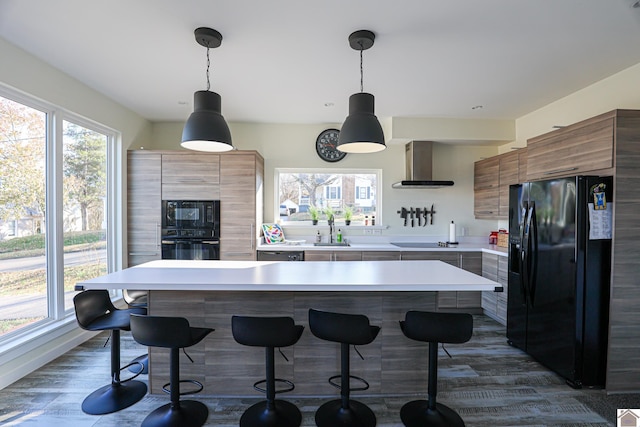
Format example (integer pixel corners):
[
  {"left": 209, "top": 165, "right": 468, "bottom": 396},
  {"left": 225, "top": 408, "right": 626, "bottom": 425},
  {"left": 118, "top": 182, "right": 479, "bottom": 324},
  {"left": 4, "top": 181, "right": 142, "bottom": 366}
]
[{"left": 0, "top": 315, "right": 636, "bottom": 426}]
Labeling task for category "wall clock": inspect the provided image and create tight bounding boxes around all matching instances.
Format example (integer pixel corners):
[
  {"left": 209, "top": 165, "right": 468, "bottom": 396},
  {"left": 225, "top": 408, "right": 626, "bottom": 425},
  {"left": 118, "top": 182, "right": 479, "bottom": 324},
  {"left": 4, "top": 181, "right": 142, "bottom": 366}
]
[{"left": 316, "top": 128, "right": 347, "bottom": 162}]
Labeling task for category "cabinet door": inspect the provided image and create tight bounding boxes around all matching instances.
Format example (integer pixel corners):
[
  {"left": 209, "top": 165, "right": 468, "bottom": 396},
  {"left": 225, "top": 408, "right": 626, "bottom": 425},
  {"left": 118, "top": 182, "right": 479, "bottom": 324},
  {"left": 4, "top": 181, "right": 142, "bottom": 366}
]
[
  {"left": 127, "top": 152, "right": 162, "bottom": 266},
  {"left": 458, "top": 252, "right": 482, "bottom": 308},
  {"left": 220, "top": 154, "right": 258, "bottom": 260},
  {"left": 498, "top": 151, "right": 519, "bottom": 218},
  {"left": 517, "top": 148, "right": 528, "bottom": 184},
  {"left": 334, "top": 251, "right": 362, "bottom": 261},
  {"left": 161, "top": 153, "right": 220, "bottom": 200},
  {"left": 496, "top": 255, "right": 509, "bottom": 324},
  {"left": 304, "top": 251, "right": 332, "bottom": 261},
  {"left": 474, "top": 157, "right": 500, "bottom": 218},
  {"left": 362, "top": 251, "right": 401, "bottom": 261},
  {"left": 481, "top": 253, "right": 499, "bottom": 318},
  {"left": 526, "top": 116, "right": 614, "bottom": 180}
]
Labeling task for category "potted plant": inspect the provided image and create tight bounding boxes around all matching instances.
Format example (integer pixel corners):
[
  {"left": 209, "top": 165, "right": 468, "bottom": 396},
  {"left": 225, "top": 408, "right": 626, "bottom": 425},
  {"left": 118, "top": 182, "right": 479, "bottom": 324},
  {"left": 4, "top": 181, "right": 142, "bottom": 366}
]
[
  {"left": 344, "top": 205, "right": 353, "bottom": 226},
  {"left": 309, "top": 205, "right": 319, "bottom": 225},
  {"left": 323, "top": 206, "right": 335, "bottom": 223}
]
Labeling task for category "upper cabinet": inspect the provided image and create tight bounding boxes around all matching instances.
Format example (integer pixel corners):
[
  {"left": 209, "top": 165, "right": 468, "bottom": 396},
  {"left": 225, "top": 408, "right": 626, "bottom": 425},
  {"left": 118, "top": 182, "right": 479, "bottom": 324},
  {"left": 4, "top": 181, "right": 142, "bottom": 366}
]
[
  {"left": 498, "top": 151, "right": 519, "bottom": 218},
  {"left": 473, "top": 157, "right": 500, "bottom": 219},
  {"left": 161, "top": 153, "right": 220, "bottom": 200},
  {"left": 526, "top": 112, "right": 614, "bottom": 181}
]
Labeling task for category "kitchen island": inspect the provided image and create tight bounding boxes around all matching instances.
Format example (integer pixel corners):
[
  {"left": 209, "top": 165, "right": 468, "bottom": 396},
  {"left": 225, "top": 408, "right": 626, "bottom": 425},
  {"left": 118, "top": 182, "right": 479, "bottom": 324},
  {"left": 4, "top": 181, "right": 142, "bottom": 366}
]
[{"left": 77, "top": 260, "right": 500, "bottom": 397}]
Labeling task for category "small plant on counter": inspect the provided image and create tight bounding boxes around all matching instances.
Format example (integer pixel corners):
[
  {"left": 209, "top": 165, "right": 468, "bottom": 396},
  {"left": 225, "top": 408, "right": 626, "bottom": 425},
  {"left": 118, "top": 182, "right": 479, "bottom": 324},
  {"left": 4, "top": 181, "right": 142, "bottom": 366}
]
[
  {"left": 344, "top": 205, "right": 353, "bottom": 225},
  {"left": 309, "top": 205, "right": 320, "bottom": 225},
  {"left": 323, "top": 206, "right": 335, "bottom": 222}
]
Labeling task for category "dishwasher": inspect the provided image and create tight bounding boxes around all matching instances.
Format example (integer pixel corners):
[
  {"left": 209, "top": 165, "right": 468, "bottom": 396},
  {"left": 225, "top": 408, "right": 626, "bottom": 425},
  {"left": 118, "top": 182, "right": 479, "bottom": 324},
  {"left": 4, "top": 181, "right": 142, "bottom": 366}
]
[{"left": 257, "top": 250, "right": 305, "bottom": 261}]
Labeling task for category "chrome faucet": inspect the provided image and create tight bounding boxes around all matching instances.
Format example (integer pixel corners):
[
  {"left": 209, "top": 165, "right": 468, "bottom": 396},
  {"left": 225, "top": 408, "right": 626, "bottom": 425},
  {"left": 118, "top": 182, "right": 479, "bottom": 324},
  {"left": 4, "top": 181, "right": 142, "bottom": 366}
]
[{"left": 328, "top": 215, "right": 335, "bottom": 244}]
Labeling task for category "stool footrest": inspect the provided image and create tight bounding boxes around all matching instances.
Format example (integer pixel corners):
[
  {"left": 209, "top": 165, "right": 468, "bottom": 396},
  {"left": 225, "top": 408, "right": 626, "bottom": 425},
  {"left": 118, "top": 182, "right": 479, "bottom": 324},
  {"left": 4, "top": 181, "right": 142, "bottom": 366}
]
[
  {"left": 253, "top": 378, "right": 295, "bottom": 394},
  {"left": 328, "top": 374, "right": 370, "bottom": 392},
  {"left": 162, "top": 379, "right": 204, "bottom": 396},
  {"left": 115, "top": 360, "right": 145, "bottom": 384}
]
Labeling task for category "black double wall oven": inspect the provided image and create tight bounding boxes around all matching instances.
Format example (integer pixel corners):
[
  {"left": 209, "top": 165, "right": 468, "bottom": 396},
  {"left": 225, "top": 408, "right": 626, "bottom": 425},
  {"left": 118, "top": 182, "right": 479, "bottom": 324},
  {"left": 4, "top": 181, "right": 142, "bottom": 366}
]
[{"left": 161, "top": 200, "right": 220, "bottom": 260}]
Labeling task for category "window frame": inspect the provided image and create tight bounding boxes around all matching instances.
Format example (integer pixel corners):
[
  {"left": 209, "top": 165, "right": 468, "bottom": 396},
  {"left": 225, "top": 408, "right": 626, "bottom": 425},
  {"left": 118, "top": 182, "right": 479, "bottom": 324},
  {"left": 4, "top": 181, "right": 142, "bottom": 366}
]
[{"left": 0, "top": 83, "right": 122, "bottom": 347}]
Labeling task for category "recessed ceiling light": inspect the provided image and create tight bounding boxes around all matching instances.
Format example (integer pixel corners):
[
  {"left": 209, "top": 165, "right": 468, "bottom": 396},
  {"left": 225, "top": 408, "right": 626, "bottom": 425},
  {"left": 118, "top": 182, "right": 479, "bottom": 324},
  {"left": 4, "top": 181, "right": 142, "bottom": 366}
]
[
  {"left": 324, "top": 102, "right": 335, "bottom": 107},
  {"left": 471, "top": 105, "right": 483, "bottom": 110},
  {"left": 178, "top": 101, "right": 189, "bottom": 106}
]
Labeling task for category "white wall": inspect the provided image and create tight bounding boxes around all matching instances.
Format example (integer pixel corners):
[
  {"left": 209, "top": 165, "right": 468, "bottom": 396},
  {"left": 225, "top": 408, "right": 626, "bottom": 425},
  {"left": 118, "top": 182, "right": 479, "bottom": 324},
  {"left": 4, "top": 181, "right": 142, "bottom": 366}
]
[{"left": 148, "top": 121, "right": 501, "bottom": 239}]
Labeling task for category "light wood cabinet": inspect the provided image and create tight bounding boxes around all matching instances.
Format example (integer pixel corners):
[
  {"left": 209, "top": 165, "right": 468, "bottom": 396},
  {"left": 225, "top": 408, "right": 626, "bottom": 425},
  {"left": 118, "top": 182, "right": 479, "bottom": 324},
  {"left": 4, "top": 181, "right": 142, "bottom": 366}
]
[
  {"left": 517, "top": 148, "right": 528, "bottom": 184},
  {"left": 161, "top": 153, "right": 220, "bottom": 200},
  {"left": 481, "top": 252, "right": 508, "bottom": 325},
  {"left": 127, "top": 152, "right": 162, "bottom": 266},
  {"left": 219, "top": 152, "right": 264, "bottom": 260},
  {"left": 361, "top": 251, "right": 401, "bottom": 261},
  {"left": 305, "top": 250, "right": 362, "bottom": 261},
  {"left": 498, "top": 151, "right": 519, "bottom": 218},
  {"left": 526, "top": 112, "right": 614, "bottom": 181},
  {"left": 474, "top": 157, "right": 500, "bottom": 218}
]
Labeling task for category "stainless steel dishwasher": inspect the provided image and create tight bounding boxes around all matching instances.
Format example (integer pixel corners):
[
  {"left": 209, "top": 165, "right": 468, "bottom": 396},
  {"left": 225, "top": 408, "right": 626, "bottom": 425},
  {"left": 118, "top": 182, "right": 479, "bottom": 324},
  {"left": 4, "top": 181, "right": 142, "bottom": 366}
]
[{"left": 257, "top": 250, "right": 305, "bottom": 261}]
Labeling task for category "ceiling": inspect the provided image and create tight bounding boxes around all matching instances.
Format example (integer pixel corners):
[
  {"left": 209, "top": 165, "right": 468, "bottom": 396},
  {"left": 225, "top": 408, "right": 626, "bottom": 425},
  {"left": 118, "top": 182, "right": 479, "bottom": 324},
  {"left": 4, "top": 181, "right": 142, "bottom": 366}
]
[{"left": 1, "top": 0, "right": 640, "bottom": 125}]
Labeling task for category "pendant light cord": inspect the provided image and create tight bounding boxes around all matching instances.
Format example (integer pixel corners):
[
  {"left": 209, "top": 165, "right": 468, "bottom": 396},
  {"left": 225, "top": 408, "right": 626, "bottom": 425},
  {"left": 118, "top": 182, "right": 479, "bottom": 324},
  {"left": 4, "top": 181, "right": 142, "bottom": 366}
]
[
  {"left": 359, "top": 41, "right": 364, "bottom": 93},
  {"left": 205, "top": 43, "right": 211, "bottom": 91}
]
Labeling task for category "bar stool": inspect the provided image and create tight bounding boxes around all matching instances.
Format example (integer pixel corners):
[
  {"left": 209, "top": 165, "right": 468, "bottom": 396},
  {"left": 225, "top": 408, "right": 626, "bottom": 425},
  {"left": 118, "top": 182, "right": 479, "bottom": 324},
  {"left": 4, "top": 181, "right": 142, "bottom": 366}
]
[
  {"left": 308, "top": 308, "right": 380, "bottom": 427},
  {"left": 130, "top": 314, "right": 214, "bottom": 427},
  {"left": 73, "top": 290, "right": 147, "bottom": 415},
  {"left": 232, "top": 315, "right": 304, "bottom": 427},
  {"left": 399, "top": 310, "right": 473, "bottom": 427}
]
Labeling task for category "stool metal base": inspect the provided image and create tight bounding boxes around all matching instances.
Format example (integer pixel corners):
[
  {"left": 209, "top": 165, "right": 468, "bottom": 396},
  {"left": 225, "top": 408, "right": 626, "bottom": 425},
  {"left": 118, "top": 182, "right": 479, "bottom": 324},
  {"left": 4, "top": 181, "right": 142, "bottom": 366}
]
[
  {"left": 400, "top": 400, "right": 465, "bottom": 427},
  {"left": 128, "top": 353, "right": 149, "bottom": 374},
  {"left": 141, "top": 399, "right": 209, "bottom": 427},
  {"left": 81, "top": 380, "right": 147, "bottom": 415},
  {"left": 240, "top": 399, "right": 301, "bottom": 427},
  {"left": 315, "top": 399, "right": 376, "bottom": 427}
]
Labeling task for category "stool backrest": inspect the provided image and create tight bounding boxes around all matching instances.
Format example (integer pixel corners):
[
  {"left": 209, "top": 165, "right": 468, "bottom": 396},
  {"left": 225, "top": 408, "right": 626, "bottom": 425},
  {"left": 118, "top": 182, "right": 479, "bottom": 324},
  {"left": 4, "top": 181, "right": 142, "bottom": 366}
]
[
  {"left": 232, "top": 316, "right": 303, "bottom": 348},
  {"left": 73, "top": 290, "right": 117, "bottom": 330},
  {"left": 402, "top": 311, "right": 473, "bottom": 344},
  {"left": 130, "top": 314, "right": 193, "bottom": 349},
  {"left": 309, "top": 308, "right": 379, "bottom": 345}
]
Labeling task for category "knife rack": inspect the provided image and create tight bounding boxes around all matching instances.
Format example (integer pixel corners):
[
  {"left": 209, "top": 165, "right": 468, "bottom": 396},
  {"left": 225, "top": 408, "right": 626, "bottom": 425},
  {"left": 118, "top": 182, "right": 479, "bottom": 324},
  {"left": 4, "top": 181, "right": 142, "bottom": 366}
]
[{"left": 396, "top": 205, "right": 436, "bottom": 227}]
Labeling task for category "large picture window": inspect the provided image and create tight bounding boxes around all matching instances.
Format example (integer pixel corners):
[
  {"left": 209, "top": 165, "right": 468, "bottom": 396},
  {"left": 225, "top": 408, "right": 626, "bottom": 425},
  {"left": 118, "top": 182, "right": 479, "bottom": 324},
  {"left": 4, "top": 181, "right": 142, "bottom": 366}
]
[
  {"left": 0, "top": 91, "right": 115, "bottom": 341},
  {"left": 276, "top": 169, "right": 381, "bottom": 224}
]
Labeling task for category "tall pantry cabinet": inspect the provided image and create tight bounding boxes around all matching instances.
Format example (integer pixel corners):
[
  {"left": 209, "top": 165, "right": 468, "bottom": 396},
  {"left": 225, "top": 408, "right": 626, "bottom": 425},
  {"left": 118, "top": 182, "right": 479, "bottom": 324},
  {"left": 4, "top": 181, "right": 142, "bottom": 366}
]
[{"left": 127, "top": 150, "right": 264, "bottom": 266}]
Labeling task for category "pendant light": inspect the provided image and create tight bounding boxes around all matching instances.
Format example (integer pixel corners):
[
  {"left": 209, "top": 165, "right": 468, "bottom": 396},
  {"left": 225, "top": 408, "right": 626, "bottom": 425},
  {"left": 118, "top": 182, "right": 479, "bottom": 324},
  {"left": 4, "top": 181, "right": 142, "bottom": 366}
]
[
  {"left": 337, "top": 30, "right": 386, "bottom": 153},
  {"left": 181, "top": 27, "right": 233, "bottom": 152}
]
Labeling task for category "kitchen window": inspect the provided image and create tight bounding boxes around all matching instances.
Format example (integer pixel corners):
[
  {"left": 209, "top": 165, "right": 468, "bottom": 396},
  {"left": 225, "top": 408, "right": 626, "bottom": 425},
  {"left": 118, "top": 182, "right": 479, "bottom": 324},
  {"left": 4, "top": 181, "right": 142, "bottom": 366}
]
[
  {"left": 276, "top": 168, "right": 381, "bottom": 224},
  {"left": 0, "top": 89, "right": 117, "bottom": 343}
]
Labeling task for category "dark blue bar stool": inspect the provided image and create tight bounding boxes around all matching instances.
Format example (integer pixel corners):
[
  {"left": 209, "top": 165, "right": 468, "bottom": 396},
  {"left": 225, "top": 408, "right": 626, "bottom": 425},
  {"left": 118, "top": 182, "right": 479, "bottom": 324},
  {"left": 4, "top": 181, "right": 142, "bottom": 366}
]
[
  {"left": 73, "top": 290, "right": 147, "bottom": 415},
  {"left": 308, "top": 308, "right": 380, "bottom": 427},
  {"left": 399, "top": 310, "right": 473, "bottom": 427},
  {"left": 130, "top": 314, "right": 214, "bottom": 427},
  {"left": 232, "top": 315, "right": 304, "bottom": 427}
]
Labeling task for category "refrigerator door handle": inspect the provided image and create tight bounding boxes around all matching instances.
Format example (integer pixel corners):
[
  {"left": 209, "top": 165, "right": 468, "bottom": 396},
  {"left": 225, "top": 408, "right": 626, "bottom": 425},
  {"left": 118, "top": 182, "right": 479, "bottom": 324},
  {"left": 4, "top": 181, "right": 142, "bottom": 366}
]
[
  {"left": 528, "top": 202, "right": 539, "bottom": 307},
  {"left": 520, "top": 202, "right": 530, "bottom": 305}
]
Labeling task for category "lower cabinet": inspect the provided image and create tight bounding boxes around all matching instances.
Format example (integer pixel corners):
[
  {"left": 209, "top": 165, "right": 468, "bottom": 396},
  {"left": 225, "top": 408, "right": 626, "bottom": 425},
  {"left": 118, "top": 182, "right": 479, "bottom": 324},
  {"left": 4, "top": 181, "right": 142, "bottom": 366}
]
[
  {"left": 304, "top": 250, "right": 362, "bottom": 261},
  {"left": 481, "top": 252, "right": 508, "bottom": 325}
]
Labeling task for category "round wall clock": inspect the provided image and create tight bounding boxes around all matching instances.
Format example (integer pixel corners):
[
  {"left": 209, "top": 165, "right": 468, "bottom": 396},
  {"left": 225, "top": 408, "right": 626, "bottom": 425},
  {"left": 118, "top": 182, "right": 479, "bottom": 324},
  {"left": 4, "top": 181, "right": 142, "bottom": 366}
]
[{"left": 316, "top": 128, "right": 347, "bottom": 162}]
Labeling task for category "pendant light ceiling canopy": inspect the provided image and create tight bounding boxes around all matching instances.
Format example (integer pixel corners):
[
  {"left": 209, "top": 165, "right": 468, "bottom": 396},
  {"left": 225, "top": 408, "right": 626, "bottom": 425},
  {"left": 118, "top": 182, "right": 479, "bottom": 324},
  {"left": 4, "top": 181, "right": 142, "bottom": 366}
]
[
  {"left": 337, "top": 30, "right": 386, "bottom": 154},
  {"left": 181, "top": 27, "right": 233, "bottom": 152}
]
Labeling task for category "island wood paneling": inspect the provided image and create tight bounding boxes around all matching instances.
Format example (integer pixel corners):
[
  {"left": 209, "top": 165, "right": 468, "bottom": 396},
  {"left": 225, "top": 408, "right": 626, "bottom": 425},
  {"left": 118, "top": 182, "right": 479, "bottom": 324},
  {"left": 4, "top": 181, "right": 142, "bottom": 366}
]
[{"left": 147, "top": 290, "right": 436, "bottom": 397}]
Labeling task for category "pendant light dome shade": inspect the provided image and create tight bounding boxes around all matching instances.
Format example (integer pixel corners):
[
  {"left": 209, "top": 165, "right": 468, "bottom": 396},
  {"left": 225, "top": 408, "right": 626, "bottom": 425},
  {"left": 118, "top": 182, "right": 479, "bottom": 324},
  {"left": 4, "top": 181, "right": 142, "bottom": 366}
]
[
  {"left": 337, "top": 30, "right": 386, "bottom": 153},
  {"left": 181, "top": 27, "right": 233, "bottom": 152},
  {"left": 337, "top": 92, "right": 385, "bottom": 153},
  {"left": 181, "top": 90, "right": 233, "bottom": 152}
]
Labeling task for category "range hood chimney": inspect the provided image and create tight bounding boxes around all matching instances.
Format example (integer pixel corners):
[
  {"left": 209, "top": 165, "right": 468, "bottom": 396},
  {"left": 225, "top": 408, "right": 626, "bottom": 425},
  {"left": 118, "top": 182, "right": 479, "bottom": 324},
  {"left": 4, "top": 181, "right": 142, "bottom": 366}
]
[{"left": 391, "top": 141, "right": 454, "bottom": 188}]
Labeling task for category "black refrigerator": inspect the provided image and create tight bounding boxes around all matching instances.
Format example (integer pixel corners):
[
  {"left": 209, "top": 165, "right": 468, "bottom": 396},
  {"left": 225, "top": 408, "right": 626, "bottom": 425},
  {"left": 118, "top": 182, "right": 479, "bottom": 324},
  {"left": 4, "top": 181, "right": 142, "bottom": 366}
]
[{"left": 507, "top": 175, "right": 612, "bottom": 388}]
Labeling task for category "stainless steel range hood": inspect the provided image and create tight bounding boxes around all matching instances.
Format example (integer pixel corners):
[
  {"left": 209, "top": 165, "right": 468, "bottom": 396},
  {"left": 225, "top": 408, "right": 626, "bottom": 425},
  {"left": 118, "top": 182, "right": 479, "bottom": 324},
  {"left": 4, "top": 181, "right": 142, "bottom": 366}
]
[{"left": 392, "top": 141, "right": 454, "bottom": 188}]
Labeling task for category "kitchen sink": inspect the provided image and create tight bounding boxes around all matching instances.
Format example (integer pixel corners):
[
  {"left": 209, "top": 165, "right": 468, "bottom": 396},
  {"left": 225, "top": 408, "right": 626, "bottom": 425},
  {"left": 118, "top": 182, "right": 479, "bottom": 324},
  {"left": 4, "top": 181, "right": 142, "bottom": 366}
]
[{"left": 313, "top": 242, "right": 350, "bottom": 246}]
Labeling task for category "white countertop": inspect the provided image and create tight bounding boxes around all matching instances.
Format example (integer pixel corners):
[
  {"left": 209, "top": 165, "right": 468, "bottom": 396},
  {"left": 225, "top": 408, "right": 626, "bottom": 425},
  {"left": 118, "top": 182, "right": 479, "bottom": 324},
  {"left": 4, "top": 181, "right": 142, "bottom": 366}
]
[
  {"left": 257, "top": 242, "right": 508, "bottom": 256},
  {"left": 76, "top": 260, "right": 502, "bottom": 292}
]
